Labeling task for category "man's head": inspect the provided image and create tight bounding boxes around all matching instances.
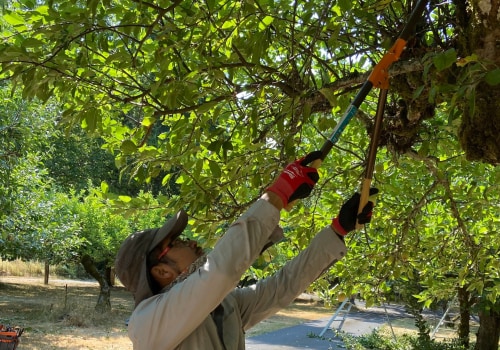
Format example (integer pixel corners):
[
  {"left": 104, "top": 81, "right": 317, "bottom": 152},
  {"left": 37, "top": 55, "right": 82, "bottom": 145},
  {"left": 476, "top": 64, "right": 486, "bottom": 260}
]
[
  {"left": 115, "top": 210, "right": 203, "bottom": 306},
  {"left": 146, "top": 235, "right": 204, "bottom": 292}
]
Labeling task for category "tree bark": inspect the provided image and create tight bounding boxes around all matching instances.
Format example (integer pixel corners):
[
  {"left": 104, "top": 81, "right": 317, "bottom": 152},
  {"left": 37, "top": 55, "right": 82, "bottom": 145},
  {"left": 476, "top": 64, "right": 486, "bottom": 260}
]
[
  {"left": 474, "top": 308, "right": 500, "bottom": 350},
  {"left": 80, "top": 254, "right": 111, "bottom": 312},
  {"left": 457, "top": 0, "right": 500, "bottom": 165},
  {"left": 44, "top": 261, "right": 49, "bottom": 285},
  {"left": 457, "top": 286, "right": 471, "bottom": 348},
  {"left": 105, "top": 266, "right": 115, "bottom": 287}
]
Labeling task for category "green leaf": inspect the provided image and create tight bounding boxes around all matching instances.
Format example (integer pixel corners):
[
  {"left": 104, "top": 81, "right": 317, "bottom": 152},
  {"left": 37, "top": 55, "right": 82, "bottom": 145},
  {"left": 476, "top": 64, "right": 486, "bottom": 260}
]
[
  {"left": 120, "top": 140, "right": 137, "bottom": 154},
  {"left": 89, "top": 0, "right": 99, "bottom": 19},
  {"left": 208, "top": 160, "right": 221, "bottom": 177},
  {"left": 259, "top": 16, "right": 274, "bottom": 30},
  {"left": 34, "top": 5, "right": 50, "bottom": 16},
  {"left": 319, "top": 88, "right": 336, "bottom": 107},
  {"left": 337, "top": 0, "right": 353, "bottom": 15},
  {"left": 119, "top": 195, "right": 132, "bottom": 203},
  {"left": 161, "top": 173, "right": 172, "bottom": 186},
  {"left": 433, "top": 49, "right": 457, "bottom": 71},
  {"left": 197, "top": 100, "right": 218, "bottom": 113},
  {"left": 222, "top": 140, "right": 233, "bottom": 150},
  {"left": 221, "top": 20, "right": 236, "bottom": 29},
  {"left": 412, "top": 85, "right": 425, "bottom": 100},
  {"left": 21, "top": 38, "right": 44, "bottom": 49},
  {"left": 365, "top": 0, "right": 392, "bottom": 12},
  {"left": 101, "top": 181, "right": 109, "bottom": 194},
  {"left": 484, "top": 68, "right": 500, "bottom": 86},
  {"left": 3, "top": 12, "right": 25, "bottom": 26},
  {"left": 175, "top": 174, "right": 186, "bottom": 184},
  {"left": 251, "top": 174, "right": 261, "bottom": 187},
  {"left": 141, "top": 117, "right": 156, "bottom": 127},
  {"left": 207, "top": 140, "right": 222, "bottom": 153},
  {"left": 456, "top": 53, "right": 478, "bottom": 67}
]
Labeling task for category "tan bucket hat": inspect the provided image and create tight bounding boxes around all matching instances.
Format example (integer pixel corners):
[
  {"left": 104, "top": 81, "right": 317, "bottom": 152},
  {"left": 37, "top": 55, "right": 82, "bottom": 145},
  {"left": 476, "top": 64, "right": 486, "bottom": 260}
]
[{"left": 115, "top": 210, "right": 188, "bottom": 306}]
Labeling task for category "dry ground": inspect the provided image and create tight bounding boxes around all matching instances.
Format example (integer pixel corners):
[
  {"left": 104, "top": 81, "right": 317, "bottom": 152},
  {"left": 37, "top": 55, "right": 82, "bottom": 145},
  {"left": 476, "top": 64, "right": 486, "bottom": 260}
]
[{"left": 0, "top": 276, "right": 332, "bottom": 350}]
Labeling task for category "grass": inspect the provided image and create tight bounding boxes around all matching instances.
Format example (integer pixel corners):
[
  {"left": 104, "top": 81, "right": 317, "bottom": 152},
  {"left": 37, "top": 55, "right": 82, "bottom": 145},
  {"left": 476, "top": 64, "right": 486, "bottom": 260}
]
[
  {"left": 0, "top": 259, "right": 47, "bottom": 277},
  {"left": 0, "top": 260, "right": 333, "bottom": 349},
  {"left": 378, "top": 316, "right": 479, "bottom": 345},
  {"left": 0, "top": 277, "right": 133, "bottom": 349}
]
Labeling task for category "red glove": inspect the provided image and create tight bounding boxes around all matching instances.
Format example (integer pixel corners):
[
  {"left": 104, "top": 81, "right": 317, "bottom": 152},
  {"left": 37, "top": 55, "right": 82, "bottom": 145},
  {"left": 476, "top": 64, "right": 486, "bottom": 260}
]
[
  {"left": 331, "top": 188, "right": 379, "bottom": 236},
  {"left": 267, "top": 151, "right": 322, "bottom": 207}
]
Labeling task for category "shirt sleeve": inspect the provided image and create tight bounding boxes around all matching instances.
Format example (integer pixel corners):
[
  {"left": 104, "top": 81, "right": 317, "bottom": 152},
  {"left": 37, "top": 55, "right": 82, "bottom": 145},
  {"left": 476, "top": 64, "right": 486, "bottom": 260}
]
[
  {"left": 231, "top": 226, "right": 347, "bottom": 330},
  {"left": 127, "top": 198, "right": 281, "bottom": 349}
]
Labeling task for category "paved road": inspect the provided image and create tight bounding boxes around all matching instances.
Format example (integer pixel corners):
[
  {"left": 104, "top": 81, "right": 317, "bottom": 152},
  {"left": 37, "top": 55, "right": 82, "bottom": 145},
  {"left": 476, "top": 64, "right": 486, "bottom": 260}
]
[{"left": 246, "top": 302, "right": 411, "bottom": 350}]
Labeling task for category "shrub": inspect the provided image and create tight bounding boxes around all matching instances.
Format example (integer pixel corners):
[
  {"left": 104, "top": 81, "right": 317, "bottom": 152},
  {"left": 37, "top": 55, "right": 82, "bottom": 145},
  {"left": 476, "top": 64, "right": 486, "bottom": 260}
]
[{"left": 338, "top": 329, "right": 471, "bottom": 350}]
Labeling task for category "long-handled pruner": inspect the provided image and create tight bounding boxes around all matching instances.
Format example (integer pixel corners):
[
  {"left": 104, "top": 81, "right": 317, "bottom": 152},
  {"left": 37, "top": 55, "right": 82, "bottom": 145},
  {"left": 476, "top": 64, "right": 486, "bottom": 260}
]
[
  {"left": 286, "top": 0, "right": 428, "bottom": 217},
  {"left": 355, "top": 88, "right": 387, "bottom": 230}
]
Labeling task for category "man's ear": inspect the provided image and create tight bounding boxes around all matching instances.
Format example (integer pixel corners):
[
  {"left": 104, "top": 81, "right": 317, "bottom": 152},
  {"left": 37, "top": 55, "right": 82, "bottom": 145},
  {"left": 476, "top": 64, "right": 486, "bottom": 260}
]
[{"left": 150, "top": 264, "right": 175, "bottom": 287}]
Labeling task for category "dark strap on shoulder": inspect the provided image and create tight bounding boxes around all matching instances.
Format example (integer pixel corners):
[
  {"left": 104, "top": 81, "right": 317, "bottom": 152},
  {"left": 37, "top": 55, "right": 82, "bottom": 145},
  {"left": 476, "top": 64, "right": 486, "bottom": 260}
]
[{"left": 211, "top": 304, "right": 226, "bottom": 349}]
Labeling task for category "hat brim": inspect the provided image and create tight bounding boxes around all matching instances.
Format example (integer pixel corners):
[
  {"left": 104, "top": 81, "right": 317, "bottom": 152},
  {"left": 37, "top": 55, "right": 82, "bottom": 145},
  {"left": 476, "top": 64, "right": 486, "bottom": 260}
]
[{"left": 149, "top": 209, "right": 189, "bottom": 252}]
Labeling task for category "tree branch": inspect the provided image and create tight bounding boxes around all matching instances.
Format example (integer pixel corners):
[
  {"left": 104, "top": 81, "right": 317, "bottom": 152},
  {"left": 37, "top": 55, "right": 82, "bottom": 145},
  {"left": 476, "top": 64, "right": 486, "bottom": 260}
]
[{"left": 407, "top": 150, "right": 478, "bottom": 250}]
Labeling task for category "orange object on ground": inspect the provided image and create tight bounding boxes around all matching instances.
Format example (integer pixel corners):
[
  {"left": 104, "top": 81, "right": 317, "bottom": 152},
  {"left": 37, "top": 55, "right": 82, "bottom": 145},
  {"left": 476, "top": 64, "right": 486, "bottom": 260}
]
[{"left": 0, "top": 325, "right": 23, "bottom": 350}]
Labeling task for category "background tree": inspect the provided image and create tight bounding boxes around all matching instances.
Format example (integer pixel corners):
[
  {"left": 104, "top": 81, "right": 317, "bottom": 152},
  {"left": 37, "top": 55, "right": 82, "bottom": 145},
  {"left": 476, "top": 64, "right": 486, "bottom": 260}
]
[
  {"left": 69, "top": 187, "right": 130, "bottom": 311},
  {"left": 43, "top": 125, "right": 170, "bottom": 195},
  {"left": 0, "top": 83, "right": 170, "bottom": 308},
  {"left": 0, "top": 86, "right": 63, "bottom": 259}
]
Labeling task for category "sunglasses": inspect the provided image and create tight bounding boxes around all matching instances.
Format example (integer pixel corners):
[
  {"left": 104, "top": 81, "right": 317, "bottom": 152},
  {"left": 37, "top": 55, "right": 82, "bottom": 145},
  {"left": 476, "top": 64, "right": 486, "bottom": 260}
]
[{"left": 157, "top": 237, "right": 191, "bottom": 260}]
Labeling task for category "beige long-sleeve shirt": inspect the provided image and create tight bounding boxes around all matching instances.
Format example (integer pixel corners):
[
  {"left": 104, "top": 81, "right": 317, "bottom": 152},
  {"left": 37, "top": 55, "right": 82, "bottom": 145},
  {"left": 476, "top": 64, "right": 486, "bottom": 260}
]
[{"left": 127, "top": 198, "right": 347, "bottom": 349}]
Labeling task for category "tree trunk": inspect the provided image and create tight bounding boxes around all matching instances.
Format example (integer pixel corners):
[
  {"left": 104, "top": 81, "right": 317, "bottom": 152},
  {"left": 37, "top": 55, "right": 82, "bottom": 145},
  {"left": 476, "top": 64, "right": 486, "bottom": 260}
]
[
  {"left": 80, "top": 254, "right": 111, "bottom": 312},
  {"left": 456, "top": 0, "right": 500, "bottom": 165},
  {"left": 403, "top": 273, "right": 431, "bottom": 343},
  {"left": 457, "top": 286, "right": 471, "bottom": 348},
  {"left": 44, "top": 261, "right": 49, "bottom": 285},
  {"left": 105, "top": 266, "right": 115, "bottom": 287},
  {"left": 474, "top": 308, "right": 500, "bottom": 350}
]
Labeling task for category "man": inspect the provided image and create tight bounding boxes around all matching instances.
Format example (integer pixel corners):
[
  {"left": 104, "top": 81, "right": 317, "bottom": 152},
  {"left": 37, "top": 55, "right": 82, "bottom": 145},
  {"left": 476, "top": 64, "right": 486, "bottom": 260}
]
[{"left": 115, "top": 152, "right": 377, "bottom": 349}]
